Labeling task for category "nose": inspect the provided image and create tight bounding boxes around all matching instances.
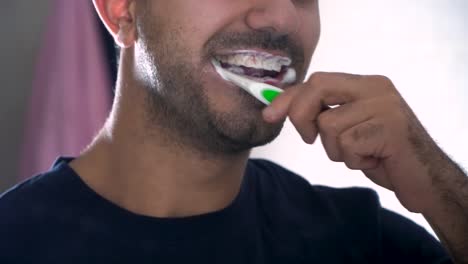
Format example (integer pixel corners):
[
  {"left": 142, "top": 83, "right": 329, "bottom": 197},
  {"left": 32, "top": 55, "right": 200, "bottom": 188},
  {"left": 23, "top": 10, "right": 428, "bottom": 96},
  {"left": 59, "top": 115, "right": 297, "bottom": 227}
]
[{"left": 245, "top": 0, "right": 300, "bottom": 36}]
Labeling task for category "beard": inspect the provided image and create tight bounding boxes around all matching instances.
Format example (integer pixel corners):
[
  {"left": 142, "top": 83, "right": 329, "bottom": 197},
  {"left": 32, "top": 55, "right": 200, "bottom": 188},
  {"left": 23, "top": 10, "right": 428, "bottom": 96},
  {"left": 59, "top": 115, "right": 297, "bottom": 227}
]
[
  {"left": 134, "top": 8, "right": 303, "bottom": 156},
  {"left": 143, "top": 62, "right": 284, "bottom": 156}
]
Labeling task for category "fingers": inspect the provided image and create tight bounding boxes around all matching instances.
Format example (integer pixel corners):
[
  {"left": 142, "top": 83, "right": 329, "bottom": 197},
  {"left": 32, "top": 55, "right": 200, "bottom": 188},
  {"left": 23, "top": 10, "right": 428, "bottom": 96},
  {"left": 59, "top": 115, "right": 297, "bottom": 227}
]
[
  {"left": 335, "top": 118, "right": 395, "bottom": 189},
  {"left": 318, "top": 101, "right": 375, "bottom": 161},
  {"left": 262, "top": 72, "right": 398, "bottom": 167},
  {"left": 263, "top": 71, "right": 391, "bottom": 126},
  {"left": 339, "top": 120, "right": 386, "bottom": 169},
  {"left": 287, "top": 86, "right": 322, "bottom": 144},
  {"left": 263, "top": 72, "right": 359, "bottom": 142},
  {"left": 261, "top": 71, "right": 400, "bottom": 191},
  {"left": 263, "top": 72, "right": 356, "bottom": 122}
]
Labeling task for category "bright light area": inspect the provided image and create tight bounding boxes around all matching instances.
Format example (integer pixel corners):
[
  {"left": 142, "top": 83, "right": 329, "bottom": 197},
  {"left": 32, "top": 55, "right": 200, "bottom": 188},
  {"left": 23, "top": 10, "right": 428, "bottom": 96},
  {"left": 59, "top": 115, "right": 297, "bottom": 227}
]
[{"left": 252, "top": 0, "right": 468, "bottom": 237}]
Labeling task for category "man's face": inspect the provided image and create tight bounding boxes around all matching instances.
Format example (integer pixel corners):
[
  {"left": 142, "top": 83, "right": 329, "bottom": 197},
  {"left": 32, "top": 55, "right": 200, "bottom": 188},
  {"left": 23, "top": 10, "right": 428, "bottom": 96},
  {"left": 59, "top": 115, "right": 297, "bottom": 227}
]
[{"left": 134, "top": 0, "right": 320, "bottom": 154}]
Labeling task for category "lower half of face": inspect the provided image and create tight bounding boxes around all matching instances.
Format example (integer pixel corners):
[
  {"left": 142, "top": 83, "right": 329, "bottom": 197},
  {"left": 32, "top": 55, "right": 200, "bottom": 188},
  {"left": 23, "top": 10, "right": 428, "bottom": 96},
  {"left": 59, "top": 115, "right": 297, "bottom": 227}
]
[{"left": 137, "top": 30, "right": 285, "bottom": 155}]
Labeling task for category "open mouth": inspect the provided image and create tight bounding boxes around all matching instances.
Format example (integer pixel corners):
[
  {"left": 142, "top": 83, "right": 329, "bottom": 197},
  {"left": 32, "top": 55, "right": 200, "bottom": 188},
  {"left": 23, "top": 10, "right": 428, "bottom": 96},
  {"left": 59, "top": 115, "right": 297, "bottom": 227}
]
[{"left": 212, "top": 51, "right": 295, "bottom": 85}]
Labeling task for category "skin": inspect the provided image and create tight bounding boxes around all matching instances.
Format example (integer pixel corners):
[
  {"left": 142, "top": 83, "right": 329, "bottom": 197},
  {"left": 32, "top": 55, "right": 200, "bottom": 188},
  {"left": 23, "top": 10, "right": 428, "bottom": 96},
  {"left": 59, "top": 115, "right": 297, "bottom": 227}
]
[{"left": 76, "top": 0, "right": 467, "bottom": 262}]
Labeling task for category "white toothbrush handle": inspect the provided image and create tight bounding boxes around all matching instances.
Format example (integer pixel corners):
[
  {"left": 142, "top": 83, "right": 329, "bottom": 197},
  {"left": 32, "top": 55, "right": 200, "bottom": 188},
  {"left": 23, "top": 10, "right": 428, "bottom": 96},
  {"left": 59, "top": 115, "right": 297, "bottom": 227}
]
[
  {"left": 246, "top": 82, "right": 283, "bottom": 105},
  {"left": 212, "top": 59, "right": 285, "bottom": 105}
]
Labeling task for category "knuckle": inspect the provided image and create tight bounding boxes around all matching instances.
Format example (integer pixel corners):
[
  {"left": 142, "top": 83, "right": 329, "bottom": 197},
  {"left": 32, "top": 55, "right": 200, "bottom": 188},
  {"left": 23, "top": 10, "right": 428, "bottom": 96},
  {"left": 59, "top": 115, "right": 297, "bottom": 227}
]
[
  {"left": 321, "top": 136, "right": 342, "bottom": 162},
  {"left": 342, "top": 151, "right": 363, "bottom": 170},
  {"left": 328, "top": 151, "right": 342, "bottom": 162},
  {"left": 328, "top": 156, "right": 340, "bottom": 163},
  {"left": 371, "top": 75, "right": 395, "bottom": 92},
  {"left": 338, "top": 133, "right": 352, "bottom": 149},
  {"left": 308, "top": 72, "right": 325, "bottom": 85},
  {"left": 371, "top": 74, "right": 391, "bottom": 83},
  {"left": 325, "top": 145, "right": 343, "bottom": 162},
  {"left": 344, "top": 159, "right": 361, "bottom": 170},
  {"left": 387, "top": 94, "right": 404, "bottom": 109}
]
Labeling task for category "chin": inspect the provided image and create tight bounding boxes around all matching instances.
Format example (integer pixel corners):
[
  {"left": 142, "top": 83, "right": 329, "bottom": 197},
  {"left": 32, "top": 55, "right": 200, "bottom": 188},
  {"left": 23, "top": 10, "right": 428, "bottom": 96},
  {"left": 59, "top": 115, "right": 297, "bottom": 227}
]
[{"left": 210, "top": 111, "right": 284, "bottom": 153}]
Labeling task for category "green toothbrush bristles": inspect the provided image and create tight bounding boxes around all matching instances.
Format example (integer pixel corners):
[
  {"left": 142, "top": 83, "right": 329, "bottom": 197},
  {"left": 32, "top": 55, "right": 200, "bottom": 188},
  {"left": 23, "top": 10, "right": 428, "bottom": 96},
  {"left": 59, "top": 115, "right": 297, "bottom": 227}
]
[{"left": 262, "top": 89, "right": 281, "bottom": 104}]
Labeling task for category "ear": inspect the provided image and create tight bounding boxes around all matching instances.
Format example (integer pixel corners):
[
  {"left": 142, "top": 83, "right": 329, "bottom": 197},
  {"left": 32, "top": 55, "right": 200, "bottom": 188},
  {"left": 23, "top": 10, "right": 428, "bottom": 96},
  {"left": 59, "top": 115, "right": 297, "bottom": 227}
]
[{"left": 93, "top": 0, "right": 137, "bottom": 48}]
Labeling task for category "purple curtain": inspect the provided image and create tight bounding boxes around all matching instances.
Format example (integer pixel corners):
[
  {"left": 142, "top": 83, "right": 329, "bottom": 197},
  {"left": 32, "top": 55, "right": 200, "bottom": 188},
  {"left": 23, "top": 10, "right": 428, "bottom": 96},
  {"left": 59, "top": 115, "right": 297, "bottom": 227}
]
[{"left": 18, "top": 0, "right": 111, "bottom": 180}]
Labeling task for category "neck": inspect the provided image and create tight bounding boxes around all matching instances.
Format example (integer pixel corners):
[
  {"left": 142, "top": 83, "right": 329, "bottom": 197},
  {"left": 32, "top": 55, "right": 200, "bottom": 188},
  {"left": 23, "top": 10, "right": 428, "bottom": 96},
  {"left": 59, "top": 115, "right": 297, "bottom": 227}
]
[{"left": 70, "top": 53, "right": 251, "bottom": 218}]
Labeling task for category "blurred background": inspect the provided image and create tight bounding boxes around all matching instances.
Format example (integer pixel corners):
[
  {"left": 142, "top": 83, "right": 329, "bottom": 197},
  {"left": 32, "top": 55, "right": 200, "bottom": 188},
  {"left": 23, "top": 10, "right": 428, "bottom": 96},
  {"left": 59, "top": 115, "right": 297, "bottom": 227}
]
[{"left": 0, "top": 0, "right": 467, "bottom": 237}]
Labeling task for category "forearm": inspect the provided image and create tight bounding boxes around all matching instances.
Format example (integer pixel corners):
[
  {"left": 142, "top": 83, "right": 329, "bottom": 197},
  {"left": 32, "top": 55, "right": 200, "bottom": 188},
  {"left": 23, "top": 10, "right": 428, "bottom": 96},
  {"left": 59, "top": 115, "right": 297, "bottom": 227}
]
[{"left": 422, "top": 154, "right": 468, "bottom": 264}]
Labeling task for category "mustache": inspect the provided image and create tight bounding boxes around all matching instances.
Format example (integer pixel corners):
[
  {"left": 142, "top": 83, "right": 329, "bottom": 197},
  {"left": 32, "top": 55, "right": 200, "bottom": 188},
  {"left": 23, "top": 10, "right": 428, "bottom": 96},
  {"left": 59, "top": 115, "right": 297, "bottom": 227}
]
[{"left": 203, "top": 31, "right": 305, "bottom": 66}]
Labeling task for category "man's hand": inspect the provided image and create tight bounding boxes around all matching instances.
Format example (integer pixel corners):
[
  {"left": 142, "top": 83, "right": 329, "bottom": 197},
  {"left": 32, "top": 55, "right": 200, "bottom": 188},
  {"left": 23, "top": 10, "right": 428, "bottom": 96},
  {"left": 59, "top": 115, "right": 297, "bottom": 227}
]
[
  {"left": 262, "top": 72, "right": 468, "bottom": 263},
  {"left": 263, "top": 72, "right": 438, "bottom": 212}
]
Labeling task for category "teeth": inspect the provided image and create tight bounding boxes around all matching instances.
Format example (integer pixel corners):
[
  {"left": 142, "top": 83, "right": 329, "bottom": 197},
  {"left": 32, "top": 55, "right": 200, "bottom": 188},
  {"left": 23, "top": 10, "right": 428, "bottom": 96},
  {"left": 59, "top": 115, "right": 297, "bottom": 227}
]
[
  {"left": 264, "top": 57, "right": 282, "bottom": 72},
  {"left": 216, "top": 52, "right": 291, "bottom": 72}
]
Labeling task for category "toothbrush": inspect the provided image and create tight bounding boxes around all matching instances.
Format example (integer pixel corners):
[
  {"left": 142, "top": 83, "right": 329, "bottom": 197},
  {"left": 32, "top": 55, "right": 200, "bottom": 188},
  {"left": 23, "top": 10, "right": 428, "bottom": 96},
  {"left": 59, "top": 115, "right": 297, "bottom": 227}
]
[{"left": 212, "top": 60, "right": 296, "bottom": 105}]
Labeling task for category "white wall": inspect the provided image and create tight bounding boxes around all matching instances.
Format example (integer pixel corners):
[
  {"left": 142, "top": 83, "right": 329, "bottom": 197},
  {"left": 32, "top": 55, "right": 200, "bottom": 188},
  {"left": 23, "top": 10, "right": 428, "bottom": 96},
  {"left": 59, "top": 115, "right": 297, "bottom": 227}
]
[{"left": 252, "top": 0, "right": 468, "bottom": 237}]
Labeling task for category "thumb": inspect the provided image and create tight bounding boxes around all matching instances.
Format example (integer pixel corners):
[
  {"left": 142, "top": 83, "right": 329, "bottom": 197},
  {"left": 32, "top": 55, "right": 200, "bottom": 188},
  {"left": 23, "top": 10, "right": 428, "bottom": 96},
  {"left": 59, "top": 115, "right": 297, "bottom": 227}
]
[{"left": 262, "top": 85, "right": 301, "bottom": 123}]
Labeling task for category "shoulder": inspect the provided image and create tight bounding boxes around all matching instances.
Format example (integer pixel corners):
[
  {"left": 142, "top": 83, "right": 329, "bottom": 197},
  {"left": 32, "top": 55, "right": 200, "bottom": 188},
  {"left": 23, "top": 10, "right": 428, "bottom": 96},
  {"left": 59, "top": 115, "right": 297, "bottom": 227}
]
[
  {"left": 0, "top": 174, "right": 56, "bottom": 220},
  {"left": 0, "top": 173, "right": 55, "bottom": 260},
  {"left": 0, "top": 161, "right": 72, "bottom": 216},
  {"left": 0, "top": 160, "right": 80, "bottom": 258}
]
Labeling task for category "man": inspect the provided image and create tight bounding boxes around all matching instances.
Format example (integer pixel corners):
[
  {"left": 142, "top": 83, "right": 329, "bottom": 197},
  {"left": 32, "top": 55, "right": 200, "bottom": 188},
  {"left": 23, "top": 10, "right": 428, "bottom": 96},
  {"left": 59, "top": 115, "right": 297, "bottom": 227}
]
[{"left": 1, "top": 0, "right": 467, "bottom": 263}]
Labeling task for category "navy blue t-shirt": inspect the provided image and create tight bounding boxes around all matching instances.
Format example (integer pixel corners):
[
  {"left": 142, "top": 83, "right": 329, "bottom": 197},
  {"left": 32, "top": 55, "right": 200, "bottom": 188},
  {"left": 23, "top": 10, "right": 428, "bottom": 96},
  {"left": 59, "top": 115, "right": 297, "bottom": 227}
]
[{"left": 0, "top": 158, "right": 451, "bottom": 263}]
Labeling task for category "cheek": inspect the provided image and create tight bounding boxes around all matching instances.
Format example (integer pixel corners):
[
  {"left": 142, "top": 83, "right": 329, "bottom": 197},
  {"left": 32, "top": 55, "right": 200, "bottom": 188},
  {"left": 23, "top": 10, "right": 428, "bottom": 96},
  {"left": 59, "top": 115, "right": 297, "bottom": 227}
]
[
  {"left": 157, "top": 2, "right": 236, "bottom": 38},
  {"left": 297, "top": 10, "right": 321, "bottom": 62},
  {"left": 152, "top": 0, "right": 250, "bottom": 60}
]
